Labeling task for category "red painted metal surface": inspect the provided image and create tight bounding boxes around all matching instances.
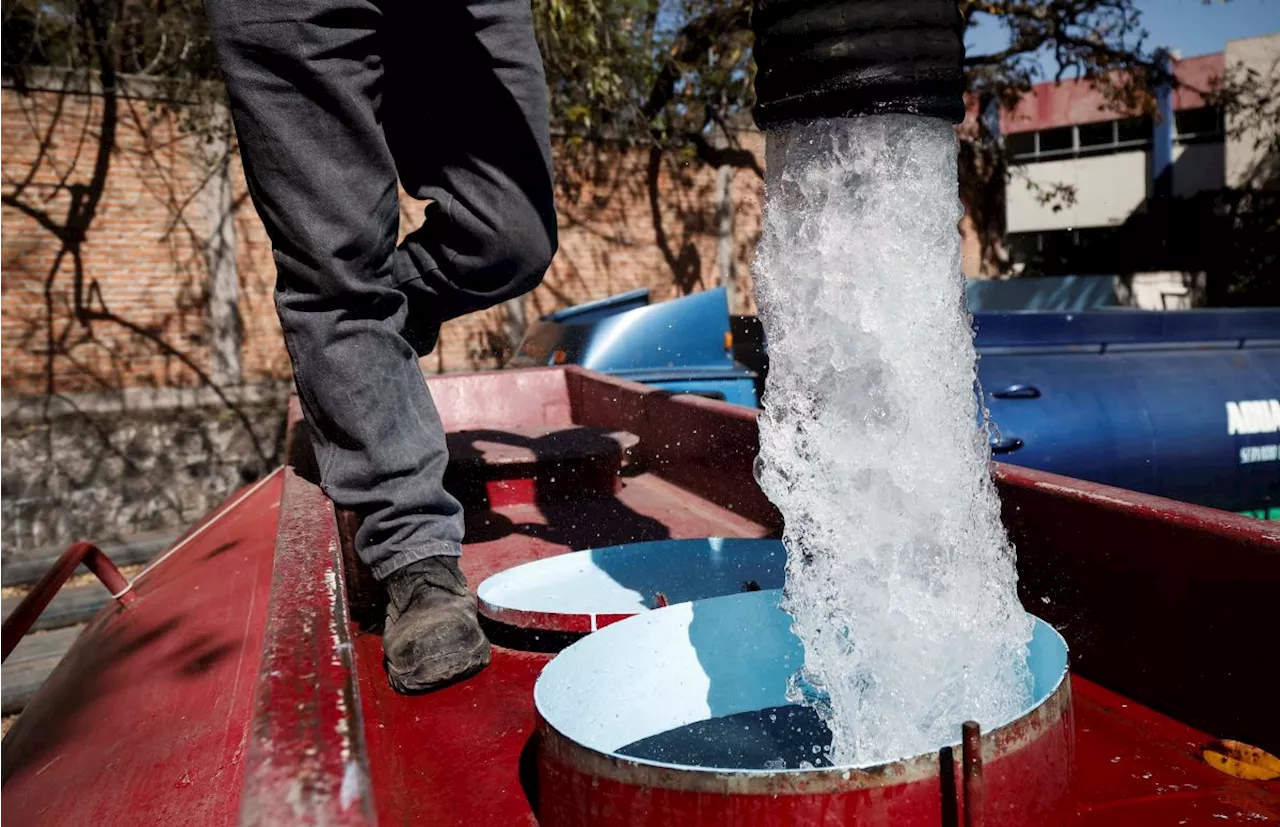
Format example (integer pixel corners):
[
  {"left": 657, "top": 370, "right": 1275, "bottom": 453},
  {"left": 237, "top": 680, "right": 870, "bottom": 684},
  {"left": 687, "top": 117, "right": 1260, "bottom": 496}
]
[
  {"left": 2, "top": 540, "right": 135, "bottom": 662},
  {"left": 444, "top": 426, "right": 637, "bottom": 509},
  {"left": 459, "top": 474, "right": 770, "bottom": 589},
  {"left": 5, "top": 366, "right": 1279, "bottom": 826},
  {"left": 474, "top": 603, "right": 642, "bottom": 637},
  {"left": 1, "top": 470, "right": 284, "bottom": 826},
  {"left": 997, "top": 463, "right": 1280, "bottom": 755},
  {"left": 534, "top": 678, "right": 1073, "bottom": 827},
  {"left": 1064, "top": 680, "right": 1280, "bottom": 825},
  {"left": 351, "top": 369, "right": 1278, "bottom": 826},
  {"left": 568, "top": 369, "right": 782, "bottom": 527},
  {"left": 477, "top": 601, "right": 590, "bottom": 636},
  {"left": 351, "top": 469, "right": 775, "bottom": 827},
  {"left": 430, "top": 368, "right": 574, "bottom": 433},
  {"left": 237, "top": 464, "right": 376, "bottom": 826}
]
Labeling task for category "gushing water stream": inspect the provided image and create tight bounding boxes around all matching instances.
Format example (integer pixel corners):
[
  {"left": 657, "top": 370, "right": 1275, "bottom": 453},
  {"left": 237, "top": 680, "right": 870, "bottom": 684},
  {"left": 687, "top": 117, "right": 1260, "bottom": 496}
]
[{"left": 752, "top": 115, "right": 1033, "bottom": 765}]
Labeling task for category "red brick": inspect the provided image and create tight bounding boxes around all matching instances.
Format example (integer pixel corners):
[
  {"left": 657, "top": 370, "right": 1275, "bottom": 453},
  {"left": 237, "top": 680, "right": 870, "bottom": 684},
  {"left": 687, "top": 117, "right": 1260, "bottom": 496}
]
[{"left": 3, "top": 86, "right": 773, "bottom": 395}]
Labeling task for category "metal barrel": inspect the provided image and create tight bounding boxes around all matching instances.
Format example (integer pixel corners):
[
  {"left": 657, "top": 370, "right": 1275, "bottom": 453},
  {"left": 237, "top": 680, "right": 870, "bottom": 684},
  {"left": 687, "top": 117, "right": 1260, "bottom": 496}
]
[{"left": 534, "top": 591, "right": 1074, "bottom": 825}]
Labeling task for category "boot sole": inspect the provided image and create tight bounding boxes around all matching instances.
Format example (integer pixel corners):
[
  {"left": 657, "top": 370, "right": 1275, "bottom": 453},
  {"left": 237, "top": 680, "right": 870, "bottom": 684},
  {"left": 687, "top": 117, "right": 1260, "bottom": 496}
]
[{"left": 385, "top": 642, "right": 492, "bottom": 695}]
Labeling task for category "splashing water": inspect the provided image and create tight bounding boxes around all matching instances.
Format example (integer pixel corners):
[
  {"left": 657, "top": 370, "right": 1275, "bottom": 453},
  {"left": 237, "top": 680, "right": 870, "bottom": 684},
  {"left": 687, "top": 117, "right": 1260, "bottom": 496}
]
[{"left": 752, "top": 115, "right": 1033, "bottom": 765}]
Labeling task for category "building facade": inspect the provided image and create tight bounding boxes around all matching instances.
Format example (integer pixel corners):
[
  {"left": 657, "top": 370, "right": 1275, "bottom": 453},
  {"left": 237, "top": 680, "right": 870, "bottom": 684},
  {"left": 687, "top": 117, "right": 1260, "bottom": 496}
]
[{"left": 1000, "top": 32, "right": 1279, "bottom": 303}]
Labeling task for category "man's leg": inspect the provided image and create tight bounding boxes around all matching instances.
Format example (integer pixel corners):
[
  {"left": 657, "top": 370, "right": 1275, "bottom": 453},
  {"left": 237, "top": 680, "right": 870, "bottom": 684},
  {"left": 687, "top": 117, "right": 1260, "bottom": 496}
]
[
  {"left": 206, "top": 0, "right": 489, "bottom": 690},
  {"left": 382, "top": 0, "right": 558, "bottom": 337},
  {"left": 373, "top": 0, "right": 559, "bottom": 688}
]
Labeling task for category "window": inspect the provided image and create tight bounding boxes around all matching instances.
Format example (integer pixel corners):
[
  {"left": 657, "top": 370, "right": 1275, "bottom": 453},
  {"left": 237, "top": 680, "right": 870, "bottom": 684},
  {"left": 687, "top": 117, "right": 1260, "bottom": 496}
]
[
  {"left": 1006, "top": 118, "right": 1151, "bottom": 164},
  {"left": 1038, "top": 126, "right": 1074, "bottom": 155},
  {"left": 1078, "top": 121, "right": 1115, "bottom": 148},
  {"left": 1006, "top": 229, "right": 1080, "bottom": 273},
  {"left": 1073, "top": 226, "right": 1119, "bottom": 256},
  {"left": 1007, "top": 228, "right": 1124, "bottom": 275},
  {"left": 1175, "top": 106, "right": 1223, "bottom": 143},
  {"left": 1006, "top": 232, "right": 1044, "bottom": 263},
  {"left": 1006, "top": 132, "right": 1036, "bottom": 159},
  {"left": 1117, "top": 116, "right": 1152, "bottom": 144}
]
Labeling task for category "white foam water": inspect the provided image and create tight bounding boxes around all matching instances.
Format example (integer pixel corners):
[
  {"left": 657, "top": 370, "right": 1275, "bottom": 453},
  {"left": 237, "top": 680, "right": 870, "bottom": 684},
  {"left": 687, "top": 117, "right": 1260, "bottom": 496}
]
[{"left": 752, "top": 115, "right": 1034, "bottom": 765}]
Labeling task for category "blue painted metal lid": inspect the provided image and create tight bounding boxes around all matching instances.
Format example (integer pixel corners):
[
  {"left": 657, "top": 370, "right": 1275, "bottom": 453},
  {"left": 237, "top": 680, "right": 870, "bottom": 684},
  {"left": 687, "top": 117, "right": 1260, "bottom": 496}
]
[{"left": 478, "top": 538, "right": 784, "bottom": 633}]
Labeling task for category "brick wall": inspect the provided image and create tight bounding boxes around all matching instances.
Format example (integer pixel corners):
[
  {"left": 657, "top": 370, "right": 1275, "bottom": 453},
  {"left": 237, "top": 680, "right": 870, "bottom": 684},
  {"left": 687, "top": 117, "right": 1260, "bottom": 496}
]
[
  {"left": 2, "top": 80, "right": 995, "bottom": 397},
  {"left": 1, "top": 82, "right": 765, "bottom": 398},
  {"left": 2, "top": 82, "right": 998, "bottom": 554},
  {"left": 430, "top": 136, "right": 765, "bottom": 371},
  {"left": 0, "top": 81, "right": 769, "bottom": 555}
]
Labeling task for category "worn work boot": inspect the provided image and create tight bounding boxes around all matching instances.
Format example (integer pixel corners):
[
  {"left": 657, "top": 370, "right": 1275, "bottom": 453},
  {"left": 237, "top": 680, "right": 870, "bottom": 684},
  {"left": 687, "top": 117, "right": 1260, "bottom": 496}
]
[{"left": 383, "top": 556, "right": 492, "bottom": 694}]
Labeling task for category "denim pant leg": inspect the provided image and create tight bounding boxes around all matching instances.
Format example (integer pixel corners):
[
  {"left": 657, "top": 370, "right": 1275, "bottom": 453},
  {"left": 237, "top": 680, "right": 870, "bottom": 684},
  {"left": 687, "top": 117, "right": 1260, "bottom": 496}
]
[
  {"left": 383, "top": 0, "right": 558, "bottom": 331},
  {"left": 207, "top": 0, "right": 466, "bottom": 579}
]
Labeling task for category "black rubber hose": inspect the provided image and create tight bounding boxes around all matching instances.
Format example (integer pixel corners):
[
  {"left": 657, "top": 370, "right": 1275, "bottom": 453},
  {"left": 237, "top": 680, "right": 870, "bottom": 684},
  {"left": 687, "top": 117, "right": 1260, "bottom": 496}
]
[{"left": 752, "top": 0, "right": 966, "bottom": 127}]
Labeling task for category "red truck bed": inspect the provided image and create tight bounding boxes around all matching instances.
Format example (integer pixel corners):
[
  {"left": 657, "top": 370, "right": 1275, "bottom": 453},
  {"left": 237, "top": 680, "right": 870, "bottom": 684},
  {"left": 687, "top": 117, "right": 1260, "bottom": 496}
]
[{"left": 3, "top": 367, "right": 1278, "bottom": 825}]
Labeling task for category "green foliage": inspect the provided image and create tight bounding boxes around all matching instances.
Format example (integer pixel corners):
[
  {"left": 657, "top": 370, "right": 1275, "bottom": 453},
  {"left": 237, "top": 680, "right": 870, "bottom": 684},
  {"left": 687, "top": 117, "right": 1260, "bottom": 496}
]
[
  {"left": 0, "top": 0, "right": 1185, "bottom": 149},
  {"left": 530, "top": 0, "right": 753, "bottom": 158},
  {"left": 532, "top": 0, "right": 658, "bottom": 137},
  {"left": 4, "top": 0, "right": 1274, "bottom": 295},
  {"left": 961, "top": 0, "right": 1156, "bottom": 112}
]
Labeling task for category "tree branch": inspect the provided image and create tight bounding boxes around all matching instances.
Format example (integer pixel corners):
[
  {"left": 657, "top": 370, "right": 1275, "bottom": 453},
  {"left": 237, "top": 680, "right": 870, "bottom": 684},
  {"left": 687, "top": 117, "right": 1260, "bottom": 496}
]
[
  {"left": 686, "top": 130, "right": 763, "bottom": 177},
  {"left": 641, "top": 1, "right": 751, "bottom": 123}
]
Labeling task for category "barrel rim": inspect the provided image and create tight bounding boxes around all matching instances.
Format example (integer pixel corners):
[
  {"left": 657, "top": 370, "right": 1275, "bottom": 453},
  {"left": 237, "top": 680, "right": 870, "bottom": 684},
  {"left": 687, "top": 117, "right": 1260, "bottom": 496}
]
[
  {"left": 536, "top": 677, "right": 1073, "bottom": 793},
  {"left": 476, "top": 537, "right": 785, "bottom": 635},
  {"left": 533, "top": 595, "right": 1071, "bottom": 782}
]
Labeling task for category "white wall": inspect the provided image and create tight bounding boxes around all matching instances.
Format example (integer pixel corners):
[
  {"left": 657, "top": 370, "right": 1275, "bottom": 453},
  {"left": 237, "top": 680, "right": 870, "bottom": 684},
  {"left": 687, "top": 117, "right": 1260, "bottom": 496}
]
[
  {"left": 1007, "top": 151, "right": 1149, "bottom": 233},
  {"left": 1007, "top": 143, "right": 1227, "bottom": 233},
  {"left": 1225, "top": 32, "right": 1280, "bottom": 188}
]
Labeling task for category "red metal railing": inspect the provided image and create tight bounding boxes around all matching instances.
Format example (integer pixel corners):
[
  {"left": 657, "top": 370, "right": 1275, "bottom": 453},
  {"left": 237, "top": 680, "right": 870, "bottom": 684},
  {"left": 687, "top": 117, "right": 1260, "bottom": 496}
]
[{"left": 1, "top": 540, "right": 136, "bottom": 662}]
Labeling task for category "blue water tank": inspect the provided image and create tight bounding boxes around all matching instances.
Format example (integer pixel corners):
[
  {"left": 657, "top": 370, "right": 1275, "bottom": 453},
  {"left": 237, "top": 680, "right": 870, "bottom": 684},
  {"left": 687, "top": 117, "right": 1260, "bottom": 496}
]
[
  {"left": 511, "top": 287, "right": 760, "bottom": 407},
  {"left": 515, "top": 293, "right": 1280, "bottom": 515},
  {"left": 975, "top": 310, "right": 1280, "bottom": 514}
]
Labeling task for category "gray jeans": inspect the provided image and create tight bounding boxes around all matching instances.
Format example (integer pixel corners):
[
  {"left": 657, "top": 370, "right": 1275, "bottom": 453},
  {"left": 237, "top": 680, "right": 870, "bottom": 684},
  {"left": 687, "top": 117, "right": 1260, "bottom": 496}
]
[{"left": 207, "top": 0, "right": 557, "bottom": 579}]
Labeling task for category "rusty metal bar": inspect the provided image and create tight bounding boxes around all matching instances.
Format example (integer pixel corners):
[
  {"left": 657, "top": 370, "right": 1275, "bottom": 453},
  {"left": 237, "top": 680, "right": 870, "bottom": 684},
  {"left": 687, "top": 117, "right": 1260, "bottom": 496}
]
[
  {"left": 962, "top": 720, "right": 984, "bottom": 827},
  {"left": 1, "top": 541, "right": 136, "bottom": 663}
]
